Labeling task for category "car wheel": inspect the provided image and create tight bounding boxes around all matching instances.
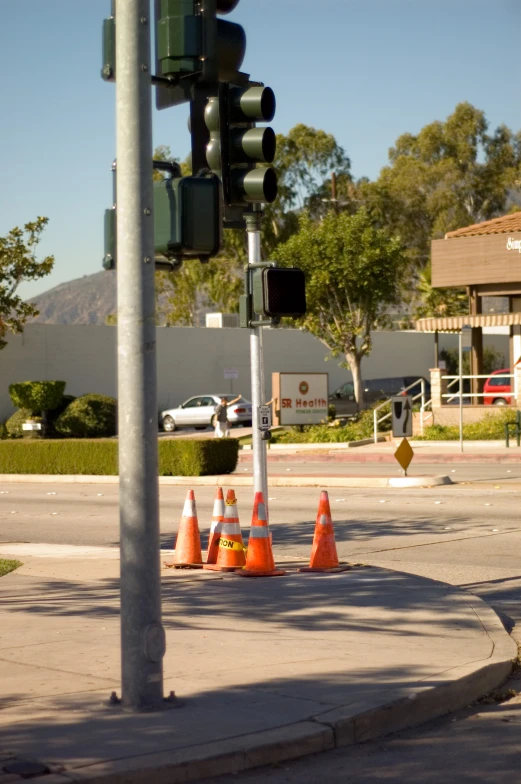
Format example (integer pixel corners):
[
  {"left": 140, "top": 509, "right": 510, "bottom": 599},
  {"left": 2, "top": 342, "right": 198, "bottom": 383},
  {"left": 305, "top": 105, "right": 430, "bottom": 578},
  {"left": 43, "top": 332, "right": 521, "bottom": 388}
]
[
  {"left": 493, "top": 398, "right": 507, "bottom": 406},
  {"left": 163, "top": 415, "right": 176, "bottom": 432}
]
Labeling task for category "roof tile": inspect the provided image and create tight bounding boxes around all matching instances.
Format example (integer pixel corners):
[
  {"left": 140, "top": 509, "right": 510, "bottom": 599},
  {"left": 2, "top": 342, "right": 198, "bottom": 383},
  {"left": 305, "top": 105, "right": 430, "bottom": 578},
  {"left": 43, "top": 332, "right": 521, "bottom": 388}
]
[{"left": 445, "top": 211, "right": 521, "bottom": 238}]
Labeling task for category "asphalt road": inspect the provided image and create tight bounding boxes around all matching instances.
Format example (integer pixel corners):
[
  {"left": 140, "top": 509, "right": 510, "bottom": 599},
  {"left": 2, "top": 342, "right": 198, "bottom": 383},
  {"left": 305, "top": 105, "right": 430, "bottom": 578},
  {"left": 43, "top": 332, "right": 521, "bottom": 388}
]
[
  {"left": 2, "top": 475, "right": 521, "bottom": 782},
  {"left": 1, "top": 480, "right": 520, "bottom": 613}
]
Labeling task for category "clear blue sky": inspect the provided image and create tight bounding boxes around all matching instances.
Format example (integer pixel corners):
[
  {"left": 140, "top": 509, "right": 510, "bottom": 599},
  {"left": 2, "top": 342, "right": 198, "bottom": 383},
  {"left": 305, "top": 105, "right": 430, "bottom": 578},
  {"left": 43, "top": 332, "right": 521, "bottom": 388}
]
[{"left": 1, "top": 0, "right": 520, "bottom": 299}]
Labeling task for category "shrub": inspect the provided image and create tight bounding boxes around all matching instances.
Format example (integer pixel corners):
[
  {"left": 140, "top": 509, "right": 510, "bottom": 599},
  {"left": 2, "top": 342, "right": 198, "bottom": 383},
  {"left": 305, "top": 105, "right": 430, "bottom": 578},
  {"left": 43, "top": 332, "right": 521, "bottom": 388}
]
[
  {"left": 55, "top": 394, "right": 117, "bottom": 438},
  {"left": 0, "top": 438, "right": 239, "bottom": 476},
  {"left": 416, "top": 409, "right": 518, "bottom": 441},
  {"left": 9, "top": 381, "right": 66, "bottom": 414},
  {"left": 5, "top": 408, "right": 33, "bottom": 438},
  {"left": 0, "top": 421, "right": 7, "bottom": 440},
  {"left": 273, "top": 401, "right": 390, "bottom": 444},
  {"left": 46, "top": 395, "right": 76, "bottom": 437}
]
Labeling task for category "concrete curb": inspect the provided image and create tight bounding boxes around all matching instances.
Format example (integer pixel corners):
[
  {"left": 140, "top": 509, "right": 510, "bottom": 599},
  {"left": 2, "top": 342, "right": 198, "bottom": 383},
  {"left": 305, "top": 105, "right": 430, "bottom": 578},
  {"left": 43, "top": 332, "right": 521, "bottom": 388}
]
[
  {"left": 388, "top": 475, "right": 453, "bottom": 488},
  {"left": 31, "top": 592, "right": 514, "bottom": 784},
  {"left": 0, "top": 474, "right": 453, "bottom": 488}
]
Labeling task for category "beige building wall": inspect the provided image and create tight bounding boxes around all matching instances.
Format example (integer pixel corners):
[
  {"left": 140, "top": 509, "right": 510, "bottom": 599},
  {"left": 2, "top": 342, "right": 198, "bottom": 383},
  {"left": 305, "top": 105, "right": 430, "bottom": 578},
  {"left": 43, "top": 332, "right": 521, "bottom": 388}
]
[{"left": 0, "top": 324, "right": 509, "bottom": 422}]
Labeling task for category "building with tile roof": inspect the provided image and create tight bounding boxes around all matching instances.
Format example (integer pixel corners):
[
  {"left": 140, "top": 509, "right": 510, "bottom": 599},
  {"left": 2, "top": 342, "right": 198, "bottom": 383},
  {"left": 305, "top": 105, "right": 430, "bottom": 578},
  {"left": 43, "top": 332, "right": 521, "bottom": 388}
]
[{"left": 416, "top": 212, "right": 521, "bottom": 409}]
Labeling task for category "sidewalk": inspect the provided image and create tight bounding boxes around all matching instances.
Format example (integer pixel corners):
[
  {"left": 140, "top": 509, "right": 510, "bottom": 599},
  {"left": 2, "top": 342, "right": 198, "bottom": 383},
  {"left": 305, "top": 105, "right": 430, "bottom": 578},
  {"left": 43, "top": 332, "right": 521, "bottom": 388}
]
[{"left": 0, "top": 545, "right": 516, "bottom": 784}]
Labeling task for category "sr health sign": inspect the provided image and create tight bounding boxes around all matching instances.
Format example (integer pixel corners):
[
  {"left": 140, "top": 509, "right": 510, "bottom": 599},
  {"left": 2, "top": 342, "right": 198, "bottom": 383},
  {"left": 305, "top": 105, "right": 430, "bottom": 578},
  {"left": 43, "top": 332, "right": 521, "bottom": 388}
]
[{"left": 271, "top": 373, "right": 328, "bottom": 426}]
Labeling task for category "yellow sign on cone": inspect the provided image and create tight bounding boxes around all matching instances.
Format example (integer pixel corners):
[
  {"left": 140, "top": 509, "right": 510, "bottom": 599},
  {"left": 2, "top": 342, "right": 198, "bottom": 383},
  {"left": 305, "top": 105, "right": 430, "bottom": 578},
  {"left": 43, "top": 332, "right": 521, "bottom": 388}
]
[{"left": 394, "top": 437, "right": 414, "bottom": 473}]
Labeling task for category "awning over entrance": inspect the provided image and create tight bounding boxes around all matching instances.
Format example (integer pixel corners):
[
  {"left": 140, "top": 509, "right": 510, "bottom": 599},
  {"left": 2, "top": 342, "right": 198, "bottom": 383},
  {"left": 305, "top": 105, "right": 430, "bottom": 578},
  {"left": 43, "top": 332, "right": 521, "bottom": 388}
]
[{"left": 415, "top": 313, "right": 521, "bottom": 332}]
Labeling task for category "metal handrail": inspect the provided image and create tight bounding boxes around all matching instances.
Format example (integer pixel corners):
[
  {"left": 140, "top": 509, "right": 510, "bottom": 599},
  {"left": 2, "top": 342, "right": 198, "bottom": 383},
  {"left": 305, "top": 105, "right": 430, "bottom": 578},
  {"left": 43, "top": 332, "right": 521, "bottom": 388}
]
[
  {"left": 442, "top": 372, "right": 514, "bottom": 404},
  {"left": 373, "top": 378, "right": 429, "bottom": 443}
]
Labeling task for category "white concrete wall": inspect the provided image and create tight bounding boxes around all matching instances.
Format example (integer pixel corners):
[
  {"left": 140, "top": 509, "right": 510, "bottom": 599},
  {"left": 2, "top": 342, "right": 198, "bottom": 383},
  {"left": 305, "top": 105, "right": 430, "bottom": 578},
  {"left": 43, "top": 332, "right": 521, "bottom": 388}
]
[{"left": 0, "top": 324, "right": 510, "bottom": 422}]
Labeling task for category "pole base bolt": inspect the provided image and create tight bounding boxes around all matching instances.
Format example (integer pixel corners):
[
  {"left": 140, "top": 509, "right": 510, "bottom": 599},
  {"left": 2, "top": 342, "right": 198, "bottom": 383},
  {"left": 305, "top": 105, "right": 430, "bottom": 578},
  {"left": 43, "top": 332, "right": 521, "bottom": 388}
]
[{"left": 108, "top": 691, "right": 121, "bottom": 705}]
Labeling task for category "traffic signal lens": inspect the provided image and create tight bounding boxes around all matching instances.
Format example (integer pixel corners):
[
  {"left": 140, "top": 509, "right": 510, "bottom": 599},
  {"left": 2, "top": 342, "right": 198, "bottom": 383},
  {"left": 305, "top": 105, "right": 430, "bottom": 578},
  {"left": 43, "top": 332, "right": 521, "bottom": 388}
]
[
  {"left": 232, "top": 127, "right": 276, "bottom": 163},
  {"left": 216, "top": 0, "right": 240, "bottom": 11},
  {"left": 237, "top": 167, "right": 277, "bottom": 203},
  {"left": 263, "top": 268, "right": 306, "bottom": 317},
  {"left": 232, "top": 86, "right": 276, "bottom": 122}
]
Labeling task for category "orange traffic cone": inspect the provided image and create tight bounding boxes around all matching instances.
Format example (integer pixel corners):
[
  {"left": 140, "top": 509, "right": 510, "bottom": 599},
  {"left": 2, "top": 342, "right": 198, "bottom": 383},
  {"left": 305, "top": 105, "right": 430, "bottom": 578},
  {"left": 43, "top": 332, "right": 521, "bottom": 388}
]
[
  {"left": 204, "top": 489, "right": 246, "bottom": 571},
  {"left": 172, "top": 489, "right": 203, "bottom": 568},
  {"left": 299, "top": 490, "right": 350, "bottom": 573},
  {"left": 237, "top": 492, "right": 285, "bottom": 577},
  {"left": 206, "top": 487, "right": 225, "bottom": 565}
]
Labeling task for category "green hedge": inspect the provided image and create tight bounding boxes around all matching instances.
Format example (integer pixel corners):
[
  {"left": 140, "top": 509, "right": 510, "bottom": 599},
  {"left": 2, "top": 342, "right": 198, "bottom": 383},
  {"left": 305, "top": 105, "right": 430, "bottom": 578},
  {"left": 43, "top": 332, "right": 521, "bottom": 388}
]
[{"left": 0, "top": 438, "right": 239, "bottom": 476}]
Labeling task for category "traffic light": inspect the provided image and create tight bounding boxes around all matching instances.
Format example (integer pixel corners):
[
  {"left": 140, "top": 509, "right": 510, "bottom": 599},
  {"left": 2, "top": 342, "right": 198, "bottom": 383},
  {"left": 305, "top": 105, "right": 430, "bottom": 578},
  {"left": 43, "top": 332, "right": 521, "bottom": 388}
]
[
  {"left": 204, "top": 83, "right": 277, "bottom": 225},
  {"left": 103, "top": 171, "right": 222, "bottom": 270},
  {"left": 153, "top": 174, "right": 222, "bottom": 264},
  {"left": 155, "top": 0, "right": 247, "bottom": 109},
  {"left": 103, "top": 207, "right": 116, "bottom": 270},
  {"left": 101, "top": 2, "right": 115, "bottom": 82},
  {"left": 253, "top": 268, "right": 306, "bottom": 319}
]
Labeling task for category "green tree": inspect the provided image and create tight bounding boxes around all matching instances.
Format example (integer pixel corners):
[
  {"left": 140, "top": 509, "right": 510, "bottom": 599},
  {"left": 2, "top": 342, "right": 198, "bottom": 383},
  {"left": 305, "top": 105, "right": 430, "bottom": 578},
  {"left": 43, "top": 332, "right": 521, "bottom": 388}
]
[
  {"left": 413, "top": 261, "right": 468, "bottom": 320},
  {"left": 360, "top": 103, "right": 521, "bottom": 271},
  {"left": 273, "top": 209, "right": 407, "bottom": 403},
  {"left": 0, "top": 217, "right": 54, "bottom": 349},
  {"left": 264, "top": 124, "right": 353, "bottom": 253}
]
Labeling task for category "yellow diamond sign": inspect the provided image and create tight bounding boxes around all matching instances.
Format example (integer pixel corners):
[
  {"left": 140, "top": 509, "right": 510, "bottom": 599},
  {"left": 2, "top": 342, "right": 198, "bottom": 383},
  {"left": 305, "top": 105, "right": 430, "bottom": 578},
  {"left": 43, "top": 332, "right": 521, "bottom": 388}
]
[{"left": 394, "top": 437, "right": 414, "bottom": 473}]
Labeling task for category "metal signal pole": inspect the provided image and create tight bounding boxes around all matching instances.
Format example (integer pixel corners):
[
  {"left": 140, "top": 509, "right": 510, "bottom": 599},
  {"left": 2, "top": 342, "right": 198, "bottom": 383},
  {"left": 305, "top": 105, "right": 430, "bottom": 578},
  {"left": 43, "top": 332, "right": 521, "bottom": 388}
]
[
  {"left": 246, "top": 212, "right": 269, "bottom": 514},
  {"left": 115, "top": 0, "right": 165, "bottom": 711}
]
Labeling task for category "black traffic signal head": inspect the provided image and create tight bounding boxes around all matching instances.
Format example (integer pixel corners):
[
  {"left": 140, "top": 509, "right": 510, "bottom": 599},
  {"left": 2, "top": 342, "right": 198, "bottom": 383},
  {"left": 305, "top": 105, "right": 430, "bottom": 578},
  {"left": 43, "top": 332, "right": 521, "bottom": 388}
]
[
  {"left": 253, "top": 268, "right": 306, "bottom": 318},
  {"left": 154, "top": 174, "right": 222, "bottom": 262},
  {"left": 155, "top": 0, "right": 247, "bottom": 109},
  {"left": 204, "top": 83, "right": 278, "bottom": 215}
]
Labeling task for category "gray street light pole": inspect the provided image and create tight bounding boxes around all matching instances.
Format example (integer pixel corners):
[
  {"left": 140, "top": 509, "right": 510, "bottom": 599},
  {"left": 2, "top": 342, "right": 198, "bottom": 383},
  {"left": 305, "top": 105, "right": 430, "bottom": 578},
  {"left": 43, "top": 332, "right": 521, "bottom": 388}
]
[
  {"left": 246, "top": 213, "right": 269, "bottom": 514},
  {"left": 115, "top": 0, "right": 165, "bottom": 711}
]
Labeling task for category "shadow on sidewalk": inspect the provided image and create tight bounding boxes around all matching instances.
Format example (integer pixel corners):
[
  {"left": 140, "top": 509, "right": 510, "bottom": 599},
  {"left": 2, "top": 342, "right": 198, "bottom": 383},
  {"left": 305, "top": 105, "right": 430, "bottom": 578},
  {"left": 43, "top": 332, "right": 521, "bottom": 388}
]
[{"left": 1, "top": 568, "right": 488, "bottom": 638}]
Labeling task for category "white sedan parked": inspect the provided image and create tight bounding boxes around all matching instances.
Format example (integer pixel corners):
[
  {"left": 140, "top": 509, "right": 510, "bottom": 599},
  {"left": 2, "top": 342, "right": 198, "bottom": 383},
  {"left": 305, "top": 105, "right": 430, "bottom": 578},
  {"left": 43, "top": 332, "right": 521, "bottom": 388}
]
[{"left": 160, "top": 394, "right": 252, "bottom": 432}]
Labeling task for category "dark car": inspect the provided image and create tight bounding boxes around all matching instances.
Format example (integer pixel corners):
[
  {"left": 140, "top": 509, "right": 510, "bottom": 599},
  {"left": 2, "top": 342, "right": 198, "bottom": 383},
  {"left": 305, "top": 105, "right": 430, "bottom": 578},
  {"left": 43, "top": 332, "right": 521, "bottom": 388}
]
[{"left": 329, "top": 376, "right": 431, "bottom": 417}]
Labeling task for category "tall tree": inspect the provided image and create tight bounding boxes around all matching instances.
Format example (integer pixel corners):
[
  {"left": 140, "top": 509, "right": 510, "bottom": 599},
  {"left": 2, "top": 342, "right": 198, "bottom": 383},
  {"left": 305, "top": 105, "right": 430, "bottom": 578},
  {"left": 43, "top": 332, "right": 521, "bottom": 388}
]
[
  {"left": 273, "top": 209, "right": 407, "bottom": 403},
  {"left": 0, "top": 217, "right": 54, "bottom": 349},
  {"left": 359, "top": 102, "right": 521, "bottom": 270}
]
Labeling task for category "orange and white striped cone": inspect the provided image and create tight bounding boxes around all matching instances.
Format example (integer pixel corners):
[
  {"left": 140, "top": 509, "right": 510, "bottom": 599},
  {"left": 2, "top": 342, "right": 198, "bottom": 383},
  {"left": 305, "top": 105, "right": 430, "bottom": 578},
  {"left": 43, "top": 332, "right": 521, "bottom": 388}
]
[
  {"left": 237, "top": 492, "right": 285, "bottom": 577},
  {"left": 206, "top": 487, "right": 225, "bottom": 565},
  {"left": 203, "top": 489, "right": 246, "bottom": 572},
  {"left": 171, "top": 489, "right": 203, "bottom": 568},
  {"left": 299, "top": 490, "right": 350, "bottom": 573}
]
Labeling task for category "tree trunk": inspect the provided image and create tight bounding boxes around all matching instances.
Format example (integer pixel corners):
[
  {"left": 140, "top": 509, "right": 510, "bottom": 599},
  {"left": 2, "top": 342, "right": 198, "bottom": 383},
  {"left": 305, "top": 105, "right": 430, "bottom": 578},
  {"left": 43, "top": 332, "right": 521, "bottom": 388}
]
[{"left": 347, "top": 353, "right": 364, "bottom": 407}]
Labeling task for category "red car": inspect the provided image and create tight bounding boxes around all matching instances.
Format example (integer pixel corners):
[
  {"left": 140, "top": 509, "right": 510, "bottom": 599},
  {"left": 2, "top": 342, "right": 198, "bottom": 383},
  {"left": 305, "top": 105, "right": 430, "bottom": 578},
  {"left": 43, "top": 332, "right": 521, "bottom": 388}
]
[{"left": 483, "top": 369, "right": 512, "bottom": 406}]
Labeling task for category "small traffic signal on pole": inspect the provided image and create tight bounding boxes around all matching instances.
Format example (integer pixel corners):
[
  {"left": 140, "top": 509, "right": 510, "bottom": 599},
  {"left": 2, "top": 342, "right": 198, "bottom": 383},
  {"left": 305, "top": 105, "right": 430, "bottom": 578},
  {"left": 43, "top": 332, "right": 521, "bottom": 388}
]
[
  {"left": 252, "top": 267, "right": 306, "bottom": 319},
  {"left": 103, "top": 207, "right": 116, "bottom": 270},
  {"left": 153, "top": 174, "right": 222, "bottom": 264},
  {"left": 103, "top": 169, "right": 222, "bottom": 271},
  {"left": 101, "top": 2, "right": 116, "bottom": 82},
  {"left": 154, "top": 0, "right": 246, "bottom": 109},
  {"left": 204, "top": 83, "right": 277, "bottom": 225},
  {"left": 224, "top": 84, "right": 277, "bottom": 206}
]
